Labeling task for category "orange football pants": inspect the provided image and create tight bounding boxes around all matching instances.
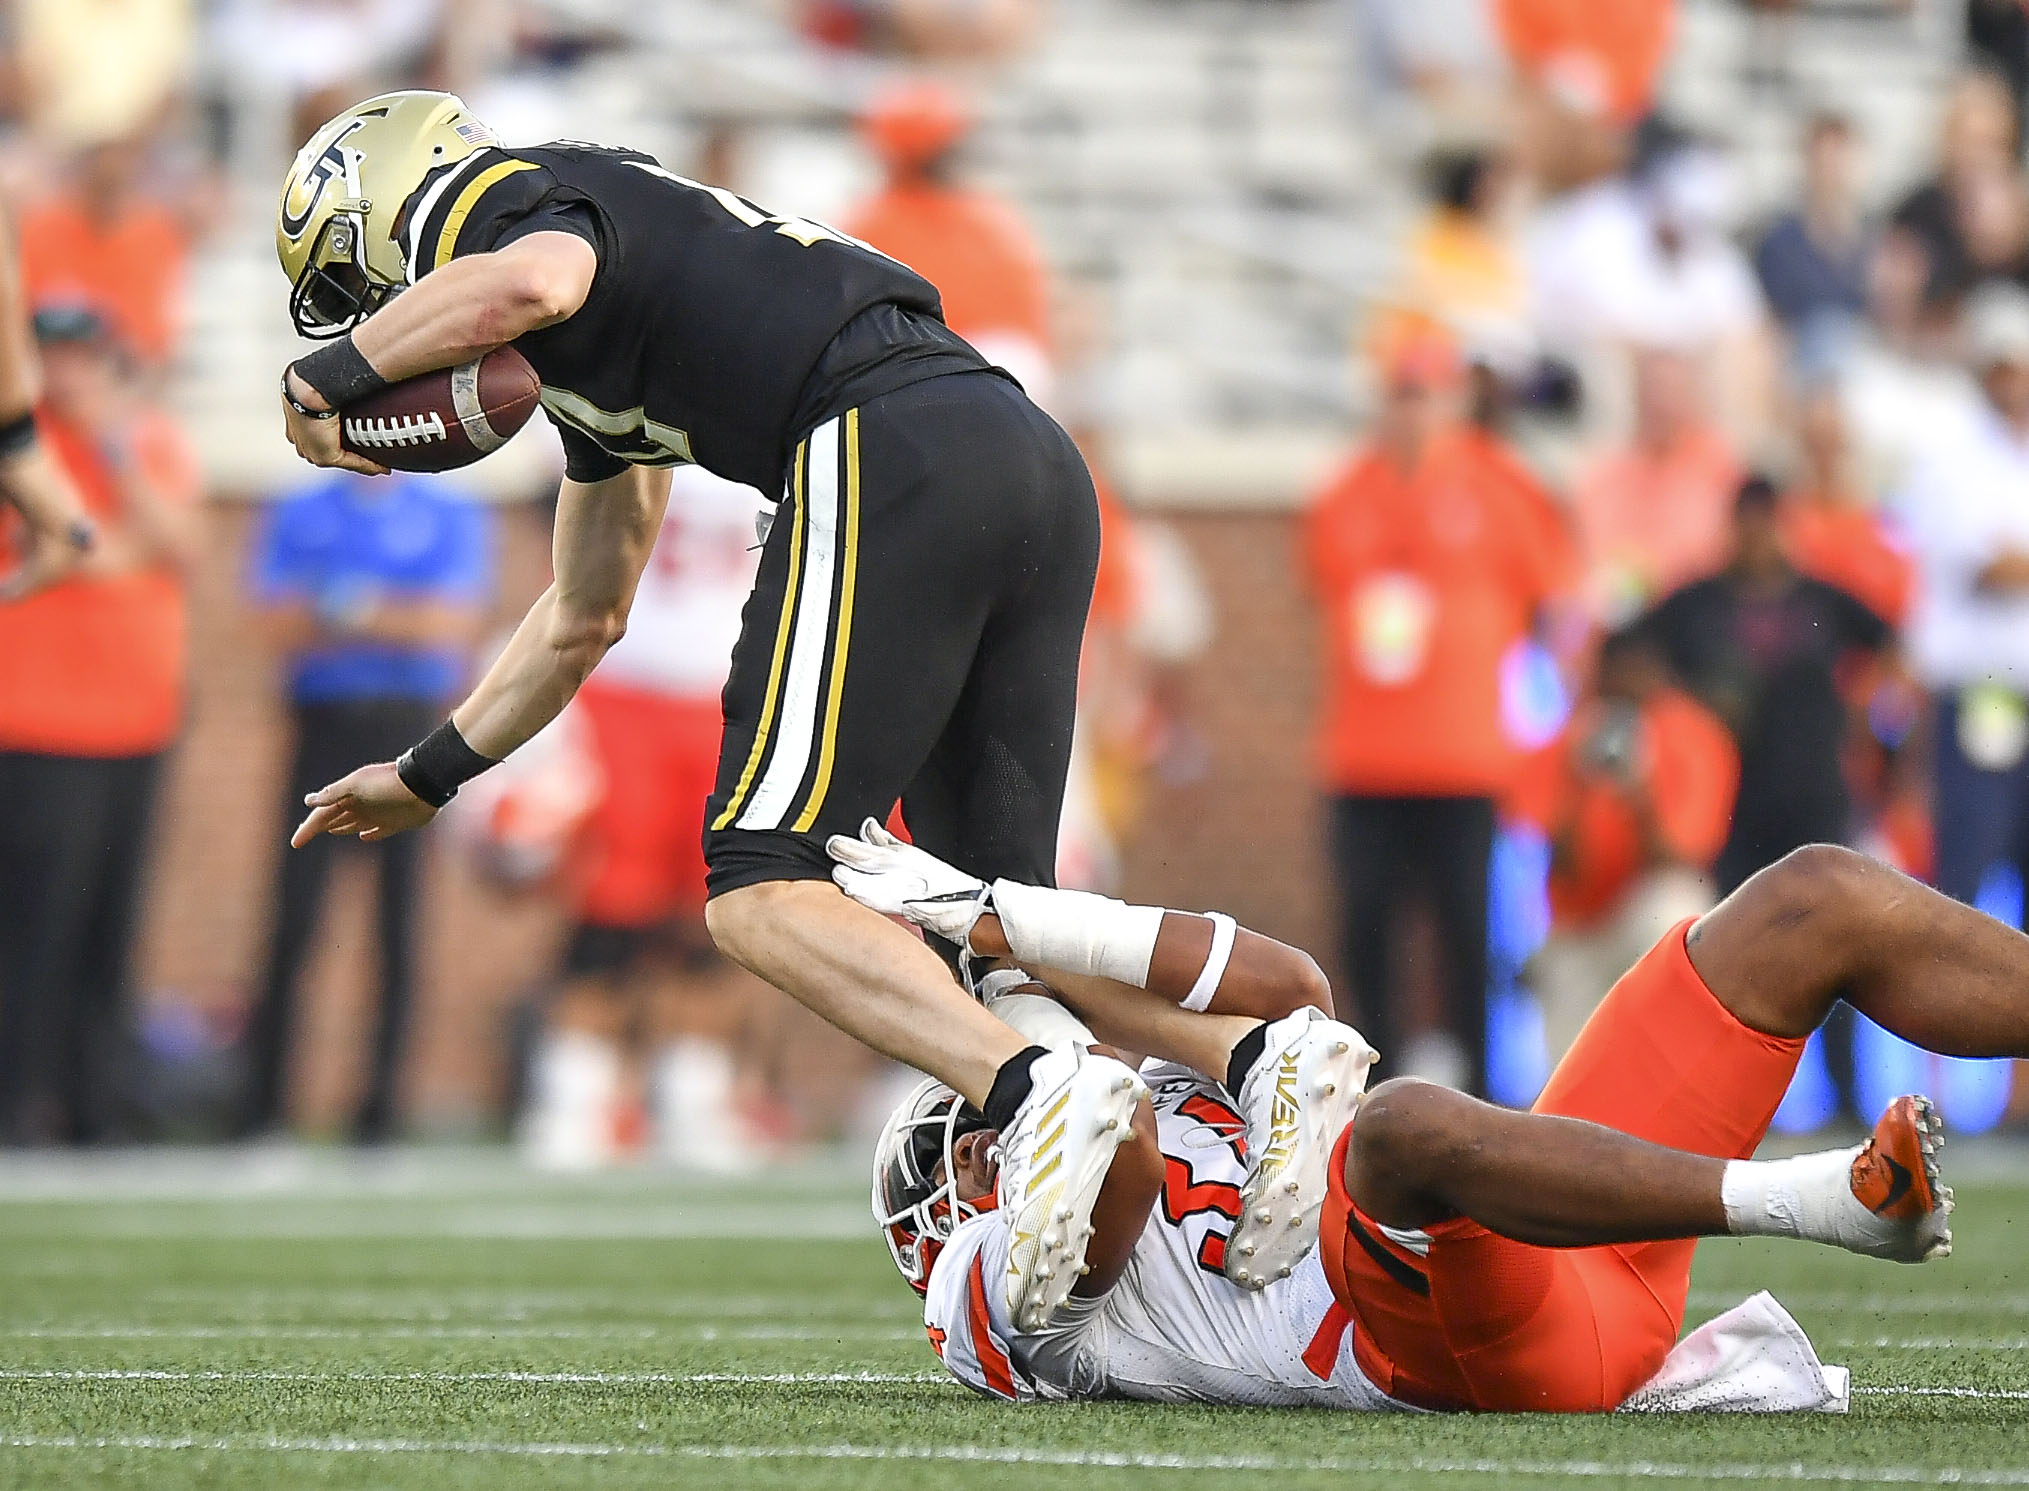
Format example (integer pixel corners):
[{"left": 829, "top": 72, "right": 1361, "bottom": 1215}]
[{"left": 1319, "top": 920, "right": 1807, "bottom": 1412}]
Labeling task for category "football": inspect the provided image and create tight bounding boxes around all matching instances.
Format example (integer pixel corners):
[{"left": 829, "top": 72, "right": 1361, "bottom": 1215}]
[{"left": 339, "top": 345, "right": 541, "bottom": 472}]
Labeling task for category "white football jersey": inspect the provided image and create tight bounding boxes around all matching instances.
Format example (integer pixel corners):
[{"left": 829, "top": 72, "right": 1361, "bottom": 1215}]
[
  {"left": 591, "top": 465, "right": 763, "bottom": 700},
  {"left": 921, "top": 1062, "right": 1401, "bottom": 1410}
]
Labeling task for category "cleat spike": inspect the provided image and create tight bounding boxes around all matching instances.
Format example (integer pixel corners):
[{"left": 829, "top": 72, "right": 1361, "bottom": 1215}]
[
  {"left": 1057, "top": 1207, "right": 1074, "bottom": 1221},
  {"left": 1104, "top": 1118, "right": 1119, "bottom": 1132},
  {"left": 1332, "top": 1041, "right": 1350, "bottom": 1055},
  {"left": 1078, "top": 1264, "right": 1091, "bottom": 1276},
  {"left": 1239, "top": 1243, "right": 1255, "bottom": 1257},
  {"left": 1255, "top": 1209, "right": 1273, "bottom": 1224},
  {"left": 1122, "top": 1128, "right": 1135, "bottom": 1141},
  {"left": 1277, "top": 1265, "right": 1292, "bottom": 1279}
]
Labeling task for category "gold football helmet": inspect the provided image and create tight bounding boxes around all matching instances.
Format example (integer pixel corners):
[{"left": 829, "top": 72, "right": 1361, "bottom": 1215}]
[{"left": 277, "top": 90, "right": 497, "bottom": 338}]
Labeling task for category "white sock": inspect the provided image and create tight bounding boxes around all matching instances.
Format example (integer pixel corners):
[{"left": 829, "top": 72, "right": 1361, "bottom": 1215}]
[
  {"left": 1721, "top": 1148, "right": 1868, "bottom": 1246},
  {"left": 520, "top": 1030, "right": 621, "bottom": 1172}
]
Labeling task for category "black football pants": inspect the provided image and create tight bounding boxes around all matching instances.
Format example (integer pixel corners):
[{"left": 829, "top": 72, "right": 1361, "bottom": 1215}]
[{"left": 703, "top": 371, "right": 1100, "bottom": 916}]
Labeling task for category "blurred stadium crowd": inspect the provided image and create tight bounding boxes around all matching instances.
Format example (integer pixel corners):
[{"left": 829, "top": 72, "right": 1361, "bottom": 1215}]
[{"left": 0, "top": 0, "right": 2027, "bottom": 1155}]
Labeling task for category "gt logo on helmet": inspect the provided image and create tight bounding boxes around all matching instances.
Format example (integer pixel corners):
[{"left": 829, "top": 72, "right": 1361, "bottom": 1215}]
[{"left": 280, "top": 118, "right": 371, "bottom": 243}]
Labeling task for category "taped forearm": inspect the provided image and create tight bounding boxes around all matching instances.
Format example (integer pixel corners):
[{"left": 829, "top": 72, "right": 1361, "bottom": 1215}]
[{"left": 985, "top": 881, "right": 1238, "bottom": 1012}]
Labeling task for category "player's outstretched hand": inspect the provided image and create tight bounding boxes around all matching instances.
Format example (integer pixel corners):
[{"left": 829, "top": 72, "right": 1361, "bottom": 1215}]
[
  {"left": 826, "top": 817, "right": 991, "bottom": 945},
  {"left": 279, "top": 370, "right": 389, "bottom": 477},
  {"left": 291, "top": 761, "right": 436, "bottom": 847}
]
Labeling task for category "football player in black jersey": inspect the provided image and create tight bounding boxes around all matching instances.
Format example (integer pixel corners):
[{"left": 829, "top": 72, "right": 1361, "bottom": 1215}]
[{"left": 275, "top": 92, "right": 1121, "bottom": 1300}]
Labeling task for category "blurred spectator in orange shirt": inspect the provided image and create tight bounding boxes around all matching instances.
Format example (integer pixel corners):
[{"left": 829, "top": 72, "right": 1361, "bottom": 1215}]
[
  {"left": 1573, "top": 346, "right": 1742, "bottom": 624},
  {"left": 1780, "top": 381, "right": 1914, "bottom": 628},
  {"left": 842, "top": 81, "right": 1054, "bottom": 403},
  {"left": 1304, "top": 319, "right": 1574, "bottom": 1095},
  {"left": 20, "top": 137, "right": 189, "bottom": 371},
  {"left": 0, "top": 304, "right": 200, "bottom": 1145},
  {"left": 1494, "top": 0, "right": 1672, "bottom": 125},
  {"left": 1527, "top": 628, "right": 1737, "bottom": 1060}
]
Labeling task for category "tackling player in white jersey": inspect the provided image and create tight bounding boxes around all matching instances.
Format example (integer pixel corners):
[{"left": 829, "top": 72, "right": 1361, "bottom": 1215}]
[{"left": 835, "top": 826, "right": 2029, "bottom": 1412}]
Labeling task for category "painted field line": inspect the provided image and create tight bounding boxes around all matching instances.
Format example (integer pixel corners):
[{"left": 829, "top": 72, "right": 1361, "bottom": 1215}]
[
  {"left": 0, "top": 1369, "right": 945, "bottom": 1386},
  {"left": 7, "top": 1434, "right": 2029, "bottom": 1482},
  {"left": 1831, "top": 1338, "right": 2029, "bottom": 1351},
  {"left": 0, "top": 1323, "right": 920, "bottom": 1343},
  {"left": 5, "top": 1370, "right": 2022, "bottom": 1402},
  {"left": 1691, "top": 1291, "right": 2029, "bottom": 1316}
]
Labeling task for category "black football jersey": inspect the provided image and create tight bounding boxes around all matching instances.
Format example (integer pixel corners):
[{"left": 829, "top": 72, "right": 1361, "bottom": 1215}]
[{"left": 403, "top": 142, "right": 989, "bottom": 492}]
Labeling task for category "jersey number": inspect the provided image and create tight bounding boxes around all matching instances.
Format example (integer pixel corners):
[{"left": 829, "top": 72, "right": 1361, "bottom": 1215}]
[{"left": 627, "top": 161, "right": 893, "bottom": 255}]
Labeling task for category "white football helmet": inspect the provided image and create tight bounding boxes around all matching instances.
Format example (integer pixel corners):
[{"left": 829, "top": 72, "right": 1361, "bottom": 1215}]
[{"left": 871, "top": 1077, "right": 996, "bottom": 1296}]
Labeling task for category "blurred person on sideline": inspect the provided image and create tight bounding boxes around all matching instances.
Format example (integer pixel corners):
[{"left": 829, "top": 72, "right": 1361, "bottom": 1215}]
[
  {"left": 1780, "top": 380, "right": 1926, "bottom": 878},
  {"left": 0, "top": 202, "right": 96, "bottom": 600},
  {"left": 1572, "top": 345, "right": 1742, "bottom": 624},
  {"left": 1833, "top": 232, "right": 1984, "bottom": 497},
  {"left": 1396, "top": 145, "right": 1535, "bottom": 381},
  {"left": 1493, "top": 0, "right": 1672, "bottom": 130},
  {"left": 20, "top": 135, "right": 189, "bottom": 373},
  {"left": 1527, "top": 131, "right": 1777, "bottom": 447},
  {"left": 798, "top": 0, "right": 1038, "bottom": 60},
  {"left": 15, "top": 0, "right": 194, "bottom": 157},
  {"left": 1303, "top": 317, "right": 1575, "bottom": 1095},
  {"left": 1897, "top": 281, "right": 2029, "bottom": 919},
  {"left": 1968, "top": 0, "right": 2029, "bottom": 132},
  {"left": 1888, "top": 70, "right": 2024, "bottom": 309},
  {"left": 1782, "top": 379, "right": 1914, "bottom": 630},
  {"left": 1753, "top": 112, "right": 1871, "bottom": 336},
  {"left": 1527, "top": 628, "right": 1736, "bottom": 1061},
  {"left": 236, "top": 467, "right": 492, "bottom": 1144},
  {"left": 1640, "top": 476, "right": 1891, "bottom": 896},
  {"left": 841, "top": 81, "right": 1054, "bottom": 404},
  {"left": 515, "top": 466, "right": 771, "bottom": 1172},
  {"left": 0, "top": 304, "right": 200, "bottom": 1145}
]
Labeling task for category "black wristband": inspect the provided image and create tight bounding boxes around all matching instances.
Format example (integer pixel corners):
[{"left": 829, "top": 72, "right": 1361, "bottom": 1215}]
[
  {"left": 280, "top": 372, "right": 338, "bottom": 420},
  {"left": 395, "top": 719, "right": 498, "bottom": 808},
  {"left": 0, "top": 408, "right": 37, "bottom": 459},
  {"left": 290, "top": 335, "right": 390, "bottom": 409}
]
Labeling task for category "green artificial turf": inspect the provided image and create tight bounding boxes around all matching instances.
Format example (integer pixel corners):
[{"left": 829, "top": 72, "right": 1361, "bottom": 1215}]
[{"left": 0, "top": 1148, "right": 2022, "bottom": 1490}]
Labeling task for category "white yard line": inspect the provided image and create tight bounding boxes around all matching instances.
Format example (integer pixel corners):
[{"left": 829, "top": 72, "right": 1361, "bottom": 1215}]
[
  {"left": 1830, "top": 1338, "right": 2029, "bottom": 1350},
  {"left": 0, "top": 1369, "right": 945, "bottom": 1386},
  {"left": 3, "top": 1434, "right": 2029, "bottom": 1482},
  {"left": 0, "top": 1323, "right": 920, "bottom": 1342},
  {"left": 6, "top": 1370, "right": 2024, "bottom": 1401}
]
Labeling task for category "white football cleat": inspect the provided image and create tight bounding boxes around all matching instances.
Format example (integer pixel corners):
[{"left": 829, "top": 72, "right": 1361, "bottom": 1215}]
[
  {"left": 1225, "top": 1008, "right": 1377, "bottom": 1289},
  {"left": 996, "top": 1046, "right": 1147, "bottom": 1332}
]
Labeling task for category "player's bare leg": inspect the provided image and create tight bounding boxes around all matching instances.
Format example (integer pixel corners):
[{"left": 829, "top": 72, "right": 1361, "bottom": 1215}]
[
  {"left": 1349, "top": 1079, "right": 1949, "bottom": 1262},
  {"left": 1688, "top": 844, "right": 2029, "bottom": 1058},
  {"left": 1346, "top": 842, "right": 2019, "bottom": 1265},
  {"left": 704, "top": 878, "right": 1025, "bottom": 1109}
]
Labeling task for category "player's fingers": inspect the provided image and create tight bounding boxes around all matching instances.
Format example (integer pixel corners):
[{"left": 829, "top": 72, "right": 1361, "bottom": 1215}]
[
  {"left": 290, "top": 802, "right": 349, "bottom": 848},
  {"left": 862, "top": 817, "right": 901, "bottom": 848},
  {"left": 331, "top": 452, "right": 391, "bottom": 477},
  {"left": 827, "top": 834, "right": 879, "bottom": 868}
]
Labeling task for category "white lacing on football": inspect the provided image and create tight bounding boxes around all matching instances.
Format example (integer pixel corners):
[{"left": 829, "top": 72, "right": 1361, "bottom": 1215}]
[
  {"left": 997, "top": 1046, "right": 1146, "bottom": 1332},
  {"left": 450, "top": 359, "right": 509, "bottom": 453},
  {"left": 345, "top": 411, "right": 449, "bottom": 448},
  {"left": 1225, "top": 1008, "right": 1377, "bottom": 1289}
]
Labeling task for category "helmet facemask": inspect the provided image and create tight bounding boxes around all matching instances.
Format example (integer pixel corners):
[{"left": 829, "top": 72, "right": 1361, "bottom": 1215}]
[
  {"left": 288, "top": 210, "right": 400, "bottom": 338},
  {"left": 871, "top": 1078, "right": 998, "bottom": 1296}
]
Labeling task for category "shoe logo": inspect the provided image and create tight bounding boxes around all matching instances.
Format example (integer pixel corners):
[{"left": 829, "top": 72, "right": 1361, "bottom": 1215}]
[
  {"left": 1023, "top": 1091, "right": 1071, "bottom": 1199},
  {"left": 1264, "top": 1056, "right": 1300, "bottom": 1169},
  {"left": 1870, "top": 1154, "right": 1914, "bottom": 1215}
]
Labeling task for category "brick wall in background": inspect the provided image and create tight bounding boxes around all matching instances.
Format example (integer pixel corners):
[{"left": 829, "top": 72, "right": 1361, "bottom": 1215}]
[{"left": 135, "top": 504, "right": 1324, "bottom": 1136}]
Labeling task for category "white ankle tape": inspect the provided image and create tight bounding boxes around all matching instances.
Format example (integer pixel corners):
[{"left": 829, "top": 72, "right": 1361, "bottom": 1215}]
[
  {"left": 989, "top": 879, "right": 1164, "bottom": 987},
  {"left": 1179, "top": 913, "right": 1236, "bottom": 1012}
]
